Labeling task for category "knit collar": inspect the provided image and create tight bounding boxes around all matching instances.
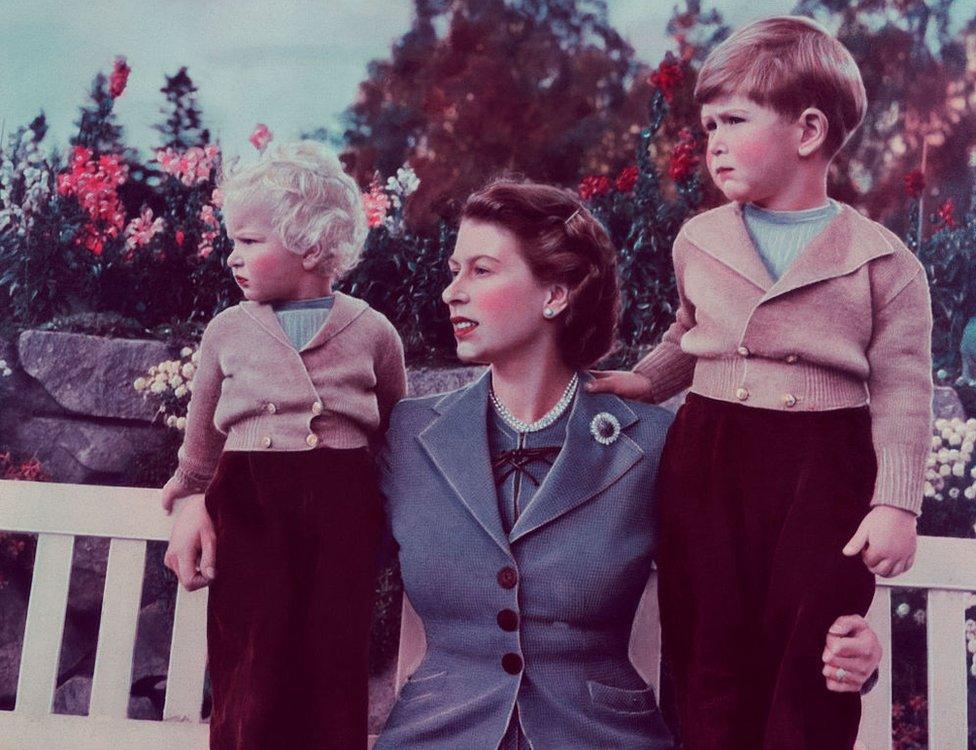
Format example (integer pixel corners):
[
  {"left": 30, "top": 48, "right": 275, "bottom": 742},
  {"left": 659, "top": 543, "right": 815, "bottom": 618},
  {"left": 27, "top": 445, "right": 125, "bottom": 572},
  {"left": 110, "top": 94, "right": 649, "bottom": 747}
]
[
  {"left": 681, "top": 201, "right": 898, "bottom": 303},
  {"left": 238, "top": 291, "right": 368, "bottom": 352}
]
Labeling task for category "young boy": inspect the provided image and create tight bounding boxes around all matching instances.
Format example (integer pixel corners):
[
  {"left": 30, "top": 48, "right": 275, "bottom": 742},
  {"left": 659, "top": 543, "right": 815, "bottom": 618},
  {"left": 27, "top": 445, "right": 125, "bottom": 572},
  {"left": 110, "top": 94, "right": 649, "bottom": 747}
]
[
  {"left": 160, "top": 141, "right": 406, "bottom": 749},
  {"left": 589, "top": 16, "right": 932, "bottom": 749}
]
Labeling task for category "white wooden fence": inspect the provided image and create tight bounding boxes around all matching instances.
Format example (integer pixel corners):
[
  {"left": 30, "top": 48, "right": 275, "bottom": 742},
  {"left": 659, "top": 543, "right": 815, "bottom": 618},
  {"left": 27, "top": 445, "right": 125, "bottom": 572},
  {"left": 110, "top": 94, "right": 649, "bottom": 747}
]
[{"left": 0, "top": 479, "right": 973, "bottom": 749}]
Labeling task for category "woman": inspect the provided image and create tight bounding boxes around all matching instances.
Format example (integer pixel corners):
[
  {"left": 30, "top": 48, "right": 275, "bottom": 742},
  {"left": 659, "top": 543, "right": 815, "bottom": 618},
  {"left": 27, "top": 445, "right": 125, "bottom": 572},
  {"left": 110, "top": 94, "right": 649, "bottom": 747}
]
[{"left": 374, "top": 179, "right": 881, "bottom": 749}]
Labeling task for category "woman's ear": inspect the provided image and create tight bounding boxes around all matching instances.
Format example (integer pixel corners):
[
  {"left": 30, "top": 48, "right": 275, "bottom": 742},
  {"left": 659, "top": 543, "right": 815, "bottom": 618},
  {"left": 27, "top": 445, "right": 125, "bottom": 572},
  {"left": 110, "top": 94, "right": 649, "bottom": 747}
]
[
  {"left": 544, "top": 283, "right": 570, "bottom": 318},
  {"left": 797, "top": 107, "right": 829, "bottom": 158}
]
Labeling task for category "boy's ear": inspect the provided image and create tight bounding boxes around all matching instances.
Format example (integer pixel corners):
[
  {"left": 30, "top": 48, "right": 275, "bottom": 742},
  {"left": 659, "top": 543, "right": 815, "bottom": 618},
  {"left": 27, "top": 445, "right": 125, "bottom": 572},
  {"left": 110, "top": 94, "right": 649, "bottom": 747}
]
[
  {"left": 301, "top": 244, "right": 325, "bottom": 272},
  {"left": 797, "top": 107, "right": 829, "bottom": 158}
]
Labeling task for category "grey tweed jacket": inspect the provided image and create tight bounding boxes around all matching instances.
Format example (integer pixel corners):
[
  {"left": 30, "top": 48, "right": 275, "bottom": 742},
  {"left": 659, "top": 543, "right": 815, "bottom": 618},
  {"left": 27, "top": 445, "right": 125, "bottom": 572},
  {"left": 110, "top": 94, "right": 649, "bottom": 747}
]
[{"left": 375, "top": 371, "right": 676, "bottom": 750}]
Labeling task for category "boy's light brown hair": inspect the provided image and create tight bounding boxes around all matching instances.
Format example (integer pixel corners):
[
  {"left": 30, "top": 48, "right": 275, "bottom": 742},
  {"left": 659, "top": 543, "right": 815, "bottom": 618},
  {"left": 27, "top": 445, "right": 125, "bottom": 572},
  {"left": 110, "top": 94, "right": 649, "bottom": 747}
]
[{"left": 695, "top": 15, "right": 867, "bottom": 158}]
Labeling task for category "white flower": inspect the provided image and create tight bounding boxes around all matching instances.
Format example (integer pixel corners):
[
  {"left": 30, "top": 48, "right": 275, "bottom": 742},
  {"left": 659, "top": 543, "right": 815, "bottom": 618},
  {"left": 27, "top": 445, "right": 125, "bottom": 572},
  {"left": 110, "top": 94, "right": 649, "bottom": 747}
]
[
  {"left": 174, "top": 385, "right": 187, "bottom": 398},
  {"left": 949, "top": 433, "right": 963, "bottom": 447},
  {"left": 923, "top": 482, "right": 936, "bottom": 497},
  {"left": 169, "top": 374, "right": 184, "bottom": 388},
  {"left": 165, "top": 415, "right": 178, "bottom": 428},
  {"left": 191, "top": 350, "right": 200, "bottom": 363},
  {"left": 953, "top": 463, "right": 966, "bottom": 477},
  {"left": 176, "top": 416, "right": 187, "bottom": 430},
  {"left": 590, "top": 412, "right": 621, "bottom": 445},
  {"left": 181, "top": 362, "right": 195, "bottom": 379},
  {"left": 913, "top": 610, "right": 927, "bottom": 625},
  {"left": 187, "top": 380, "right": 194, "bottom": 392},
  {"left": 964, "top": 485, "right": 976, "bottom": 500},
  {"left": 896, "top": 602, "right": 911, "bottom": 617},
  {"left": 931, "top": 435, "right": 942, "bottom": 449},
  {"left": 133, "top": 377, "right": 147, "bottom": 391},
  {"left": 180, "top": 346, "right": 193, "bottom": 358},
  {"left": 939, "top": 464, "right": 952, "bottom": 477},
  {"left": 949, "top": 487, "right": 960, "bottom": 499},
  {"left": 150, "top": 380, "right": 166, "bottom": 394},
  {"left": 935, "top": 418, "right": 949, "bottom": 431}
]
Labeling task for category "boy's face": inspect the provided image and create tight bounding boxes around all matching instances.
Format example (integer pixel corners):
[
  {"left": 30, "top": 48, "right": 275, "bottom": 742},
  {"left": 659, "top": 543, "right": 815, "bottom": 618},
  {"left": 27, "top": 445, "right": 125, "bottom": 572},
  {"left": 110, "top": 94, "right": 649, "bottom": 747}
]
[
  {"left": 224, "top": 196, "right": 309, "bottom": 303},
  {"left": 701, "top": 93, "right": 803, "bottom": 207}
]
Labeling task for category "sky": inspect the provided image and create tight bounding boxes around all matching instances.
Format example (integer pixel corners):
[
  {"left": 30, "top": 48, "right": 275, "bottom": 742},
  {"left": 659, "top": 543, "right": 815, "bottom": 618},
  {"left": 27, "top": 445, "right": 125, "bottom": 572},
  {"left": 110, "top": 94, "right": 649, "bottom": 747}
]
[{"left": 0, "top": 0, "right": 952, "bottom": 164}]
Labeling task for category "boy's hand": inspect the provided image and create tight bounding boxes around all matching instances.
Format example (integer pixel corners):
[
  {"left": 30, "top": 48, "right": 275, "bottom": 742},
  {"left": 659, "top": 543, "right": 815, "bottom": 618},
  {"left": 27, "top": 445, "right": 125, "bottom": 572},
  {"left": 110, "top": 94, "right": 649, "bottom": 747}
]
[
  {"left": 163, "top": 494, "right": 216, "bottom": 592},
  {"left": 161, "top": 475, "right": 191, "bottom": 514},
  {"left": 842, "top": 505, "right": 917, "bottom": 577},
  {"left": 822, "top": 614, "right": 882, "bottom": 693},
  {"left": 585, "top": 370, "right": 654, "bottom": 401}
]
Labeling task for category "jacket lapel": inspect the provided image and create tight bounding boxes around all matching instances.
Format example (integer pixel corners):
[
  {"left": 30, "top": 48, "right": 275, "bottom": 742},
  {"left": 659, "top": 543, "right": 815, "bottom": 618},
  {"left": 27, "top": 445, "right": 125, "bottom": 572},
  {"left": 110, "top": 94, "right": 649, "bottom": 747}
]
[
  {"left": 682, "top": 202, "right": 775, "bottom": 292},
  {"left": 418, "top": 371, "right": 512, "bottom": 557},
  {"left": 238, "top": 292, "right": 368, "bottom": 352},
  {"left": 509, "top": 380, "right": 644, "bottom": 544},
  {"left": 760, "top": 203, "right": 896, "bottom": 303}
]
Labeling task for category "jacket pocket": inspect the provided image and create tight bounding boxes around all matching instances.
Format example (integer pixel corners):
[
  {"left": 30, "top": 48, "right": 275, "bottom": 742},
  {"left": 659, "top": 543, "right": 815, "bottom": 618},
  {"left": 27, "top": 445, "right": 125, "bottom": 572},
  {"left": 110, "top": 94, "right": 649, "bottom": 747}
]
[
  {"left": 398, "top": 669, "right": 447, "bottom": 704},
  {"left": 587, "top": 680, "right": 659, "bottom": 715}
]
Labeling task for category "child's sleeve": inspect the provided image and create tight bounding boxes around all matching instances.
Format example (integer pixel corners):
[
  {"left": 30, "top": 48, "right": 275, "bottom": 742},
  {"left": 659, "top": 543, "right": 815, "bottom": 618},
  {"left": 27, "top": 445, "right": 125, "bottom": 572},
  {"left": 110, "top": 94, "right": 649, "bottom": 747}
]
[
  {"left": 866, "top": 265, "right": 933, "bottom": 515},
  {"left": 632, "top": 234, "right": 698, "bottom": 403},
  {"left": 374, "top": 321, "right": 407, "bottom": 436},
  {"left": 169, "top": 319, "right": 228, "bottom": 495}
]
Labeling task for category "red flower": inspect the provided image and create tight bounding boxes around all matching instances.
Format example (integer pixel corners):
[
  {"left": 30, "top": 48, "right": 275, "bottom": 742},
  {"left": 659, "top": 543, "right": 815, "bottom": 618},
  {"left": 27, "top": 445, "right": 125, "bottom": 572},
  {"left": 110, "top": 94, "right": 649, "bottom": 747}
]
[
  {"left": 937, "top": 198, "right": 956, "bottom": 229},
  {"left": 669, "top": 127, "right": 701, "bottom": 182},
  {"left": 56, "top": 146, "right": 128, "bottom": 255},
  {"left": 615, "top": 165, "right": 639, "bottom": 193},
  {"left": 249, "top": 123, "right": 273, "bottom": 152},
  {"left": 362, "top": 179, "right": 390, "bottom": 228},
  {"left": 903, "top": 169, "right": 925, "bottom": 199},
  {"left": 109, "top": 56, "right": 130, "bottom": 99},
  {"left": 578, "top": 175, "right": 611, "bottom": 201},
  {"left": 648, "top": 53, "right": 685, "bottom": 102}
]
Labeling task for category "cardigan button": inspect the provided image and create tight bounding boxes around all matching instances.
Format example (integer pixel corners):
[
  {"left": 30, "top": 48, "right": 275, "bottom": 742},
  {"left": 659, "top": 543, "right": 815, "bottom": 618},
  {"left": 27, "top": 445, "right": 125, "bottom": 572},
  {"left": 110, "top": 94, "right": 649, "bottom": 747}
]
[
  {"left": 265, "top": 402, "right": 277, "bottom": 414},
  {"left": 306, "top": 433, "right": 319, "bottom": 448},
  {"left": 501, "top": 653, "right": 523, "bottom": 675},
  {"left": 497, "top": 609, "right": 519, "bottom": 631},
  {"left": 311, "top": 401, "right": 324, "bottom": 415},
  {"left": 735, "top": 387, "right": 749, "bottom": 401},
  {"left": 736, "top": 346, "right": 750, "bottom": 357},
  {"left": 785, "top": 354, "right": 799, "bottom": 364},
  {"left": 782, "top": 393, "right": 798, "bottom": 408},
  {"left": 261, "top": 436, "right": 273, "bottom": 449},
  {"left": 497, "top": 567, "right": 518, "bottom": 589}
]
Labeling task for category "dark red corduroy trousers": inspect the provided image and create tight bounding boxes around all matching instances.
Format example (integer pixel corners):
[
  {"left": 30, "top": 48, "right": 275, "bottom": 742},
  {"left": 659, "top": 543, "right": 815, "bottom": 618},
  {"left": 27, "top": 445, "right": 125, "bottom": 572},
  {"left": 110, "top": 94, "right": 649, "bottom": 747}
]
[
  {"left": 204, "top": 448, "right": 382, "bottom": 750},
  {"left": 657, "top": 394, "right": 877, "bottom": 750}
]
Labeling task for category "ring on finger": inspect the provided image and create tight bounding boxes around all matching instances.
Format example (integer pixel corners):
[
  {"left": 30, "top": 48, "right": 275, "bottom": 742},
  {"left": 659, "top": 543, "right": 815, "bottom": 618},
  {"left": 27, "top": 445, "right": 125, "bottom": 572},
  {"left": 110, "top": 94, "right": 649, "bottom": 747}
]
[{"left": 835, "top": 667, "right": 847, "bottom": 682}]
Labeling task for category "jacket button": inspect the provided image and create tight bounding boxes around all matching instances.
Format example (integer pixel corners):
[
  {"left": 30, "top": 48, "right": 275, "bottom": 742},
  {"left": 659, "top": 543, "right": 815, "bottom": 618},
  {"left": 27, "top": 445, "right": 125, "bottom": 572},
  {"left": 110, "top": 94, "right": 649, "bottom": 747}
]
[
  {"left": 735, "top": 387, "right": 749, "bottom": 401},
  {"left": 306, "top": 433, "right": 319, "bottom": 447},
  {"left": 782, "top": 393, "right": 798, "bottom": 408},
  {"left": 497, "top": 609, "right": 519, "bottom": 631},
  {"left": 265, "top": 402, "right": 277, "bottom": 414},
  {"left": 261, "top": 436, "right": 273, "bottom": 449},
  {"left": 785, "top": 354, "right": 799, "bottom": 364},
  {"left": 501, "top": 653, "right": 523, "bottom": 675},
  {"left": 736, "top": 346, "right": 750, "bottom": 357},
  {"left": 497, "top": 567, "right": 518, "bottom": 589},
  {"left": 311, "top": 401, "right": 324, "bottom": 415}
]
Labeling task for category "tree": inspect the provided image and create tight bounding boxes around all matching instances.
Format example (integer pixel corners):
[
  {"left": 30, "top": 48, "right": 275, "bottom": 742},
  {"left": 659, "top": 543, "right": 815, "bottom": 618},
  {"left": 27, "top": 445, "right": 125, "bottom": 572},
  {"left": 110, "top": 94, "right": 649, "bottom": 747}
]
[
  {"left": 154, "top": 67, "right": 210, "bottom": 150},
  {"left": 71, "top": 73, "right": 127, "bottom": 156},
  {"left": 341, "top": 0, "right": 654, "bottom": 227}
]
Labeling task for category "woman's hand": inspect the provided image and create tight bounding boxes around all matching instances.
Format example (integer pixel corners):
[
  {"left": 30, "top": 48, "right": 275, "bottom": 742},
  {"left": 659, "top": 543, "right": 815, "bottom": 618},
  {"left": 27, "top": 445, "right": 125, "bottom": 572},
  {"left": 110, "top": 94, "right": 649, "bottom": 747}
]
[
  {"left": 585, "top": 370, "right": 655, "bottom": 401},
  {"left": 822, "top": 615, "right": 882, "bottom": 692},
  {"left": 163, "top": 494, "right": 216, "bottom": 592}
]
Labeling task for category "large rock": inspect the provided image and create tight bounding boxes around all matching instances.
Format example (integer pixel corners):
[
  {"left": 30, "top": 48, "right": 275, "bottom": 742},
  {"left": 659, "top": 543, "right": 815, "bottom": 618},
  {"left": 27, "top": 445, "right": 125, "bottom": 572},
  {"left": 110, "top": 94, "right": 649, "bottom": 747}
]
[
  {"left": 11, "top": 417, "right": 171, "bottom": 485},
  {"left": 408, "top": 365, "right": 482, "bottom": 397},
  {"left": 18, "top": 331, "right": 170, "bottom": 421},
  {"left": 52, "top": 675, "right": 91, "bottom": 715},
  {"left": 0, "top": 583, "right": 29, "bottom": 705}
]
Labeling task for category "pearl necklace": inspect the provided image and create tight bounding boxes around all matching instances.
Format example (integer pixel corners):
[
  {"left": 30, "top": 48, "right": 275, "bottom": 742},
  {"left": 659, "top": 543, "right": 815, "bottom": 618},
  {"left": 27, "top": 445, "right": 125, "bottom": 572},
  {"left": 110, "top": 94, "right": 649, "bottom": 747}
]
[{"left": 490, "top": 372, "right": 579, "bottom": 434}]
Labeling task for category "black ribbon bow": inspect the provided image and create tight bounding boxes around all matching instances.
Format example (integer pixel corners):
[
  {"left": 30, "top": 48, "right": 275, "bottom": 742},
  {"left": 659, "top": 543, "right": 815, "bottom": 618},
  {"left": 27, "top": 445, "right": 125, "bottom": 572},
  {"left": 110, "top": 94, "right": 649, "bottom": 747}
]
[{"left": 491, "top": 445, "right": 562, "bottom": 486}]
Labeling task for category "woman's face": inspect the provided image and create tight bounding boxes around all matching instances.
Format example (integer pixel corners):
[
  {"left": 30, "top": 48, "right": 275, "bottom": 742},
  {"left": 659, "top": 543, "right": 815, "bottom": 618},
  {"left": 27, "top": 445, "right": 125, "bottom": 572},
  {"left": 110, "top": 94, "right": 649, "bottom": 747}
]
[{"left": 442, "top": 219, "right": 562, "bottom": 366}]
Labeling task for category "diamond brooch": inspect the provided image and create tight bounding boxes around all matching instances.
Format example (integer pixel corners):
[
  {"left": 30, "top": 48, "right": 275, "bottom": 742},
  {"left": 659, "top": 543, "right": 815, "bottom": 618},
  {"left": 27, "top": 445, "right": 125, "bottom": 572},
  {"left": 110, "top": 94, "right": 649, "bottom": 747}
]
[{"left": 590, "top": 412, "right": 621, "bottom": 445}]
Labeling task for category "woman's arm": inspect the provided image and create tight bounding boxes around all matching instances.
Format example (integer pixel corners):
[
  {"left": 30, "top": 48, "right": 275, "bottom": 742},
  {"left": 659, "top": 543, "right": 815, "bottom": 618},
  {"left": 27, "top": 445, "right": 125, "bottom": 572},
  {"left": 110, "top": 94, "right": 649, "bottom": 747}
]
[{"left": 822, "top": 614, "right": 882, "bottom": 693}]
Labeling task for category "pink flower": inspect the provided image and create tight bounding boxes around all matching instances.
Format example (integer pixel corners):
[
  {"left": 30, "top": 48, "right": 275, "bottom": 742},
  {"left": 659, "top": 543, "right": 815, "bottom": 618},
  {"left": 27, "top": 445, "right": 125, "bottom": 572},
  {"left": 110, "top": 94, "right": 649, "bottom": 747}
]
[
  {"left": 109, "top": 56, "right": 130, "bottom": 99},
  {"left": 199, "top": 204, "right": 219, "bottom": 228},
  {"left": 124, "top": 206, "right": 165, "bottom": 256},
  {"left": 362, "top": 180, "right": 390, "bottom": 228},
  {"left": 937, "top": 198, "right": 956, "bottom": 229},
  {"left": 211, "top": 187, "right": 224, "bottom": 208},
  {"left": 155, "top": 145, "right": 219, "bottom": 186},
  {"left": 249, "top": 123, "right": 273, "bottom": 152},
  {"left": 175, "top": 229, "right": 185, "bottom": 247}
]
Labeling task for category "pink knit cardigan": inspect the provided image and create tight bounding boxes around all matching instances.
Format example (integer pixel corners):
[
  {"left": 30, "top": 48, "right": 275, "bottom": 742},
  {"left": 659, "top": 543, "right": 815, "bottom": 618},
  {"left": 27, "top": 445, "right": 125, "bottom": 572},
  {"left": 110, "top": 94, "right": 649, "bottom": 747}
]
[{"left": 633, "top": 201, "right": 933, "bottom": 514}]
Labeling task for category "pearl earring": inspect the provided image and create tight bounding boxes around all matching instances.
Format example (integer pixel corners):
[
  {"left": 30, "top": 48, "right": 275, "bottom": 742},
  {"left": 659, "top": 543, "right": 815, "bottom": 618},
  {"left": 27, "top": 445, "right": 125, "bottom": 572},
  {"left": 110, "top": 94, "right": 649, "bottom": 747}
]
[{"left": 543, "top": 307, "right": 556, "bottom": 319}]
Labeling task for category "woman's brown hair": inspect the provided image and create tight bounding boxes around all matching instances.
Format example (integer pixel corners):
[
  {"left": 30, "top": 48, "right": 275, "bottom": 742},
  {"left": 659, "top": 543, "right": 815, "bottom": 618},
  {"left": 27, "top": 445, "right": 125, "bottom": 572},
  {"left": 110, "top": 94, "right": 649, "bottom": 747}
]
[{"left": 461, "top": 178, "right": 619, "bottom": 368}]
